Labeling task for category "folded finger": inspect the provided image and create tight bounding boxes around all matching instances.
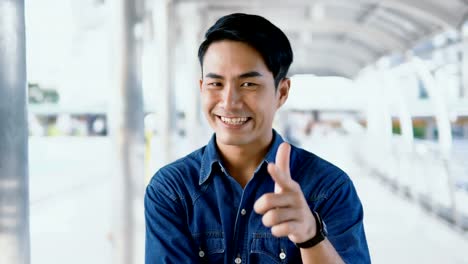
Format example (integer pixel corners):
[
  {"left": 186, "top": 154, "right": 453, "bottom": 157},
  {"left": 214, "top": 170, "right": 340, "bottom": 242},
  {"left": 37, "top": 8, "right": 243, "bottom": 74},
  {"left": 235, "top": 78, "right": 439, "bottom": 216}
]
[
  {"left": 262, "top": 207, "right": 298, "bottom": 227},
  {"left": 253, "top": 193, "right": 297, "bottom": 214}
]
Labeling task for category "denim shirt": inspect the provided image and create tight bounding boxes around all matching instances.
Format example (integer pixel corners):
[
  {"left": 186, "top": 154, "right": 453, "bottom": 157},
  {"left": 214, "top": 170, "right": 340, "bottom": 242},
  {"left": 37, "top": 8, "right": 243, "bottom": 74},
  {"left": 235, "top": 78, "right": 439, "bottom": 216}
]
[{"left": 145, "top": 131, "right": 370, "bottom": 264}]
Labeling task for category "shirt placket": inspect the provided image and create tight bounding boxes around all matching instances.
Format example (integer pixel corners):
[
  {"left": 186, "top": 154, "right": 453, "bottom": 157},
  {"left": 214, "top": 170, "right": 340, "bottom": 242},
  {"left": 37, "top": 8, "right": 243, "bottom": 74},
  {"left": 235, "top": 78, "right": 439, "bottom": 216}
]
[
  {"left": 231, "top": 185, "right": 249, "bottom": 264},
  {"left": 230, "top": 166, "right": 264, "bottom": 264}
]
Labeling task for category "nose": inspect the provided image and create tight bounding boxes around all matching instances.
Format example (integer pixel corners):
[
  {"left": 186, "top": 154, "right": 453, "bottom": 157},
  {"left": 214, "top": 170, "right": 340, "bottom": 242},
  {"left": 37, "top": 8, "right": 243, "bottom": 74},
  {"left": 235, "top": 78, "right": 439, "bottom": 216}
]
[{"left": 221, "top": 83, "right": 241, "bottom": 110}]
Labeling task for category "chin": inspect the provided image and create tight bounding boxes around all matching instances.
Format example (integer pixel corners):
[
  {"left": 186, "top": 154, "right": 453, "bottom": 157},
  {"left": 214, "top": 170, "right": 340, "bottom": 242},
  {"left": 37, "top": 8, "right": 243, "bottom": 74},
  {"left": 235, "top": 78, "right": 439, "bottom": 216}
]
[{"left": 215, "top": 131, "right": 252, "bottom": 146}]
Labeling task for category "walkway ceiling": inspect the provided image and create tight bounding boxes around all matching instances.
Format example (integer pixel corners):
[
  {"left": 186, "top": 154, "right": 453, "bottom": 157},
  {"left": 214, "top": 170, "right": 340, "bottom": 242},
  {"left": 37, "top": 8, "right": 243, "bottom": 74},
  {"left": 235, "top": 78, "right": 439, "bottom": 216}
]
[{"left": 173, "top": 0, "right": 468, "bottom": 78}]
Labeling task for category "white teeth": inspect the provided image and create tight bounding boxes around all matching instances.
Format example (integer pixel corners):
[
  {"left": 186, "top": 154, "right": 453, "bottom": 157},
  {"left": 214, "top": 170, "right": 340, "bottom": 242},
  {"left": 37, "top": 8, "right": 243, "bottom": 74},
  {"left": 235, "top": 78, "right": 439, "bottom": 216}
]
[{"left": 220, "top": 116, "right": 248, "bottom": 125}]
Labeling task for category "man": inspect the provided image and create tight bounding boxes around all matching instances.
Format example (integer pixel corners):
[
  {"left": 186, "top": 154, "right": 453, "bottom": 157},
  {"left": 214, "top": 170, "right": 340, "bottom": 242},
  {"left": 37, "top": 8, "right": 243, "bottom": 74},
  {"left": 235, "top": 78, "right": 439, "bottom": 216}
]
[{"left": 145, "top": 13, "right": 370, "bottom": 263}]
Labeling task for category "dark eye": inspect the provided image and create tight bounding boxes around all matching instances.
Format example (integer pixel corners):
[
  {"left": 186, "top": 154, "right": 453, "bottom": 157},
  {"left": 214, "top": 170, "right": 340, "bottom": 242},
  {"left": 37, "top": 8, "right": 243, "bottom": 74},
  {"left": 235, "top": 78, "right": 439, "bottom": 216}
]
[
  {"left": 207, "top": 82, "right": 222, "bottom": 88},
  {"left": 241, "top": 82, "right": 257, "bottom": 88}
]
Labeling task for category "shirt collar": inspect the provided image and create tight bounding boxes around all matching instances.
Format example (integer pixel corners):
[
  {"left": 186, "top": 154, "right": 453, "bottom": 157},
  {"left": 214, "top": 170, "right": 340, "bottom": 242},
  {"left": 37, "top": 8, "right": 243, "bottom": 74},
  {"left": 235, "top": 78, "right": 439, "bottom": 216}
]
[
  {"left": 264, "top": 129, "right": 285, "bottom": 164},
  {"left": 199, "top": 129, "right": 285, "bottom": 185},
  {"left": 199, "top": 134, "right": 223, "bottom": 185}
]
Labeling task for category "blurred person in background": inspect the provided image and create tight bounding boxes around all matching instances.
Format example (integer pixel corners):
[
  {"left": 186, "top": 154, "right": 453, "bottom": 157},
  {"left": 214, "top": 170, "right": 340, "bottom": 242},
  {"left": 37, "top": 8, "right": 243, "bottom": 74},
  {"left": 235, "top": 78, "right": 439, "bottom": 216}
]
[{"left": 145, "top": 13, "right": 370, "bottom": 263}]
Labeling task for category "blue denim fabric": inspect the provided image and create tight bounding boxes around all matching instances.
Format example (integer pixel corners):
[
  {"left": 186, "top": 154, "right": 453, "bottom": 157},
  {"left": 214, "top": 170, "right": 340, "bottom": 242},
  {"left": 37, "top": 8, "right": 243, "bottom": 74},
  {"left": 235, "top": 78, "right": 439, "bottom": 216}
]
[{"left": 145, "top": 130, "right": 371, "bottom": 263}]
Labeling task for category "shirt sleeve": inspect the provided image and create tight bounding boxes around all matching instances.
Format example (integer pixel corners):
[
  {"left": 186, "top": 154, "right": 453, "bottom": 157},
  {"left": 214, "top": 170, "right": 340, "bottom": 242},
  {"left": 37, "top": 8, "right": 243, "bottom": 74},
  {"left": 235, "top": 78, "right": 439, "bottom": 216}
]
[
  {"left": 318, "top": 175, "right": 371, "bottom": 264},
  {"left": 144, "top": 175, "right": 199, "bottom": 264}
]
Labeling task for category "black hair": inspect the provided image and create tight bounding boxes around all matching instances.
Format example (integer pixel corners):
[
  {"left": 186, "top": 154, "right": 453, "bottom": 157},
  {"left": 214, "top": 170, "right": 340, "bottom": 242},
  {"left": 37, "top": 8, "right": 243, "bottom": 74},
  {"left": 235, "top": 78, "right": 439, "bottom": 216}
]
[{"left": 198, "top": 13, "right": 293, "bottom": 89}]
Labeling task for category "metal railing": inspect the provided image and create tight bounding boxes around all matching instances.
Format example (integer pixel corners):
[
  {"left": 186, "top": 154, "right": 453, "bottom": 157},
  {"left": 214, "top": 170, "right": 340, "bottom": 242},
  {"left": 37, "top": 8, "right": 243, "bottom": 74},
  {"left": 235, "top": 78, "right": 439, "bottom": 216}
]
[{"left": 354, "top": 133, "right": 468, "bottom": 231}]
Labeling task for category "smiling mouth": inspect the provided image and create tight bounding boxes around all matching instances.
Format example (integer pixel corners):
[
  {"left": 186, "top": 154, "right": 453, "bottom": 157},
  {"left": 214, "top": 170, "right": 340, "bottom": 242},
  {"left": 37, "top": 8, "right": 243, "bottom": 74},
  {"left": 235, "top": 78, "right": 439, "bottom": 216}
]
[{"left": 218, "top": 116, "right": 250, "bottom": 126}]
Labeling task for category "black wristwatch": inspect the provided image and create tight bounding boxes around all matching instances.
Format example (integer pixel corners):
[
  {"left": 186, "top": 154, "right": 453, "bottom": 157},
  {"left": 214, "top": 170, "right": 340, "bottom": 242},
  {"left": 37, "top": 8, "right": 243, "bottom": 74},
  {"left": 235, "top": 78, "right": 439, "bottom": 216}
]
[{"left": 295, "top": 211, "right": 327, "bottom": 248}]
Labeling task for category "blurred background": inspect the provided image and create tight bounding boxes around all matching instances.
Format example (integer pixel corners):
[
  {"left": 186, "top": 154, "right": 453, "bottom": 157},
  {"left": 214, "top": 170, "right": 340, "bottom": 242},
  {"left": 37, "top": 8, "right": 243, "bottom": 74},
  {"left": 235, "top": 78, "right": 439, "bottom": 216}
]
[{"left": 1, "top": 0, "right": 468, "bottom": 263}]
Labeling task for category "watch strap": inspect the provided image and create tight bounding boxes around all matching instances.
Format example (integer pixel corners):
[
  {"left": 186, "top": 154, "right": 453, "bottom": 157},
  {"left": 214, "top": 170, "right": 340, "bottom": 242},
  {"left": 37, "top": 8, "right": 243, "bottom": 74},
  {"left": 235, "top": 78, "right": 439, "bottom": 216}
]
[{"left": 295, "top": 211, "right": 326, "bottom": 248}]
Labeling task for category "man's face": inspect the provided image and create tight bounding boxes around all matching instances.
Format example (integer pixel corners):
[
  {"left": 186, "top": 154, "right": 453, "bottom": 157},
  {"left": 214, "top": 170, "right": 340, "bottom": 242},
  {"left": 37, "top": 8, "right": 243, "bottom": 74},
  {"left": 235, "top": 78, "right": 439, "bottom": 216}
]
[{"left": 199, "top": 40, "right": 290, "bottom": 149}]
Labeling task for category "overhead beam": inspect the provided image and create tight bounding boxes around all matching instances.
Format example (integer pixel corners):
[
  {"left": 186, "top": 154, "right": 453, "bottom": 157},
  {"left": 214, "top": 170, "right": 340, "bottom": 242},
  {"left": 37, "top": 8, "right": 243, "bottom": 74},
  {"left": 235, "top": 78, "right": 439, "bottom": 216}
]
[
  {"left": 378, "top": 0, "right": 465, "bottom": 28},
  {"left": 180, "top": 0, "right": 467, "bottom": 28},
  {"left": 283, "top": 18, "right": 409, "bottom": 51},
  {"left": 203, "top": 7, "right": 411, "bottom": 54},
  {"left": 291, "top": 53, "right": 363, "bottom": 77},
  {"left": 290, "top": 66, "right": 355, "bottom": 78},
  {"left": 369, "top": 13, "right": 421, "bottom": 40},
  {"left": 294, "top": 41, "right": 377, "bottom": 65},
  {"left": 377, "top": 7, "right": 434, "bottom": 33}
]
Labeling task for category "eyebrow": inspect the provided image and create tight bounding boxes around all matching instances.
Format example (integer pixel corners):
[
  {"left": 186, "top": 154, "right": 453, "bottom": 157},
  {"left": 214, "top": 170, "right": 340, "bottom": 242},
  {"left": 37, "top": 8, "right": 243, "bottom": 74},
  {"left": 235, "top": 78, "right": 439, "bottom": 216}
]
[
  {"left": 204, "top": 71, "right": 263, "bottom": 79},
  {"left": 205, "top": 73, "right": 223, "bottom": 79},
  {"left": 239, "top": 71, "right": 263, "bottom": 78}
]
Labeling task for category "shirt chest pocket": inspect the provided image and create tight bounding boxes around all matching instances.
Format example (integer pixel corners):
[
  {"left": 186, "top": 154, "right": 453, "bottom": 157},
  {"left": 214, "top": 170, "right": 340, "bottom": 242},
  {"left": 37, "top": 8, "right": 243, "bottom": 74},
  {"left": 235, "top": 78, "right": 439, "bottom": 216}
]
[
  {"left": 193, "top": 232, "right": 225, "bottom": 264},
  {"left": 250, "top": 233, "right": 301, "bottom": 264}
]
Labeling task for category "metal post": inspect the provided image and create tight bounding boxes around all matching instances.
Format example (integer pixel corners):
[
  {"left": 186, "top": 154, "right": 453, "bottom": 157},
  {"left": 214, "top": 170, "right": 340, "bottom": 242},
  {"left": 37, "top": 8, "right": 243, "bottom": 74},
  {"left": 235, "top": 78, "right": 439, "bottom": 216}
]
[
  {"left": 0, "top": 0, "right": 30, "bottom": 263},
  {"left": 108, "top": 0, "right": 145, "bottom": 263}
]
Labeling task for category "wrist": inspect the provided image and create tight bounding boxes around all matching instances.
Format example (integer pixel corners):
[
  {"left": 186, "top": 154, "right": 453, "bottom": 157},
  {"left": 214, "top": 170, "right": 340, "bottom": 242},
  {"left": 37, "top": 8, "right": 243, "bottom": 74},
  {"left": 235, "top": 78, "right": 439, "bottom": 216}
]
[{"left": 295, "top": 211, "right": 327, "bottom": 248}]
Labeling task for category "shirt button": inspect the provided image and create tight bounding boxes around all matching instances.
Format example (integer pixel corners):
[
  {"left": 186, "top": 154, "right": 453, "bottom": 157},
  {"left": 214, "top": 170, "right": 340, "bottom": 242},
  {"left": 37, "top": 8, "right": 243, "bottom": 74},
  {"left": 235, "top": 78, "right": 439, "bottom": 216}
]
[
  {"left": 234, "top": 257, "right": 242, "bottom": 264},
  {"left": 279, "top": 252, "right": 286, "bottom": 260},
  {"left": 199, "top": 250, "right": 205, "bottom": 258},
  {"left": 240, "top": 209, "right": 246, "bottom": 215}
]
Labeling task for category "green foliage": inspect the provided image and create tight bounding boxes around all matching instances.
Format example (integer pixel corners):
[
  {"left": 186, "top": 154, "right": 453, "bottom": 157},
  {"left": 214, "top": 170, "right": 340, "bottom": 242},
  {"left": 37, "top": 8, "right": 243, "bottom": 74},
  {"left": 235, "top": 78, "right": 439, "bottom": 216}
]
[{"left": 28, "top": 83, "right": 59, "bottom": 104}]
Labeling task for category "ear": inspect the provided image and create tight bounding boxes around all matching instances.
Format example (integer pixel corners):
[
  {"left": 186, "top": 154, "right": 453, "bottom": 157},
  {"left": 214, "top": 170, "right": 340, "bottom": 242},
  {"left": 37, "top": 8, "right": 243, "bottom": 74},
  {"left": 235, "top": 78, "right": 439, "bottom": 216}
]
[
  {"left": 276, "top": 78, "right": 290, "bottom": 109},
  {"left": 199, "top": 79, "right": 203, "bottom": 92}
]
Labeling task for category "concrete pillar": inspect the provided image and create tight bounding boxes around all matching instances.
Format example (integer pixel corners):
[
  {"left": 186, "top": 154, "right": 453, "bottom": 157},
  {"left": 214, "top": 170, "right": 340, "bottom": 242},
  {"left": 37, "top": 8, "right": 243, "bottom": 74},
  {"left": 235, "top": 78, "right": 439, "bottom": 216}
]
[
  {"left": 377, "top": 70, "right": 398, "bottom": 185},
  {"left": 107, "top": 0, "right": 145, "bottom": 263},
  {"left": 360, "top": 68, "right": 393, "bottom": 177},
  {"left": 425, "top": 119, "right": 436, "bottom": 140},
  {"left": 463, "top": 121, "right": 468, "bottom": 137},
  {"left": 176, "top": 2, "right": 203, "bottom": 149},
  {"left": 153, "top": 0, "right": 173, "bottom": 165},
  {"left": 0, "top": 1, "right": 30, "bottom": 263},
  {"left": 384, "top": 71, "right": 415, "bottom": 193},
  {"left": 395, "top": 78, "right": 414, "bottom": 148},
  {"left": 399, "top": 74, "right": 415, "bottom": 196},
  {"left": 411, "top": 58, "right": 452, "bottom": 156},
  {"left": 411, "top": 57, "right": 457, "bottom": 224},
  {"left": 461, "top": 25, "right": 468, "bottom": 98}
]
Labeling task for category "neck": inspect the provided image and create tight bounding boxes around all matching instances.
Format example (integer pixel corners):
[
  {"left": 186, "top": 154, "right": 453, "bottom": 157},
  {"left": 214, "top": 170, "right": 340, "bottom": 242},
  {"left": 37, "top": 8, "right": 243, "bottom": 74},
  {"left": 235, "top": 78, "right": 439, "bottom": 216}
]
[{"left": 216, "top": 133, "right": 273, "bottom": 187}]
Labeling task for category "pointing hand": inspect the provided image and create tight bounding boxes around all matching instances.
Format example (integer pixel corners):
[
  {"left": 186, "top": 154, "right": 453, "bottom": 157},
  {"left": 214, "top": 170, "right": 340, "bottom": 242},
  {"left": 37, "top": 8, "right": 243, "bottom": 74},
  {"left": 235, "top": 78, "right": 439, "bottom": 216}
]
[{"left": 253, "top": 142, "right": 317, "bottom": 243}]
